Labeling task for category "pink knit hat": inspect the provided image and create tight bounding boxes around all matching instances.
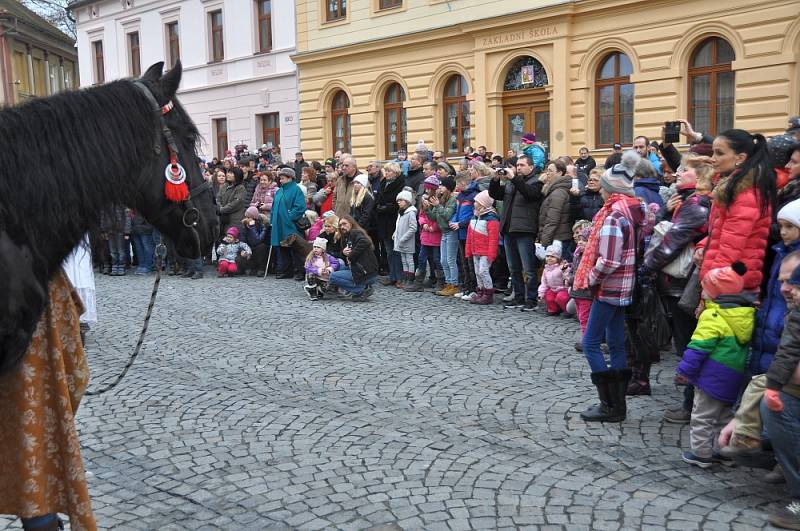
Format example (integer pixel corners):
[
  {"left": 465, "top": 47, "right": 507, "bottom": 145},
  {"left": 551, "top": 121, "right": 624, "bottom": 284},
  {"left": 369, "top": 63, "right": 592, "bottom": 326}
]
[
  {"left": 702, "top": 262, "right": 746, "bottom": 300},
  {"left": 474, "top": 190, "right": 494, "bottom": 209}
]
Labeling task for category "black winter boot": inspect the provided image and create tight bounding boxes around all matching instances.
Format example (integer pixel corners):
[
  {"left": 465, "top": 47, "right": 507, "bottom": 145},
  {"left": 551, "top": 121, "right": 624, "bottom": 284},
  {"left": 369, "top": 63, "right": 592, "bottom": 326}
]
[
  {"left": 404, "top": 270, "right": 426, "bottom": 292},
  {"left": 609, "top": 369, "right": 632, "bottom": 420},
  {"left": 581, "top": 371, "right": 624, "bottom": 422}
]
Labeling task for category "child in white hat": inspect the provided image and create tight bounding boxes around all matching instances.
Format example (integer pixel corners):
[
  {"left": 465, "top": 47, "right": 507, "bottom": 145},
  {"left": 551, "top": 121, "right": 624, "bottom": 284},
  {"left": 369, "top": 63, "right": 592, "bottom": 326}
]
[{"left": 304, "top": 237, "right": 340, "bottom": 300}]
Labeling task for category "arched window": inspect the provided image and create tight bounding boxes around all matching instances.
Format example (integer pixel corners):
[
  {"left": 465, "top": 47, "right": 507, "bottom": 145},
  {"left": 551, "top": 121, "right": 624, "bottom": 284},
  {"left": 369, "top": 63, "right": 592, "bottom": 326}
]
[
  {"left": 331, "top": 90, "right": 351, "bottom": 154},
  {"left": 689, "top": 37, "right": 735, "bottom": 137},
  {"left": 443, "top": 74, "right": 470, "bottom": 156},
  {"left": 503, "top": 56, "right": 548, "bottom": 91},
  {"left": 384, "top": 83, "right": 407, "bottom": 158},
  {"left": 596, "top": 52, "right": 633, "bottom": 148}
]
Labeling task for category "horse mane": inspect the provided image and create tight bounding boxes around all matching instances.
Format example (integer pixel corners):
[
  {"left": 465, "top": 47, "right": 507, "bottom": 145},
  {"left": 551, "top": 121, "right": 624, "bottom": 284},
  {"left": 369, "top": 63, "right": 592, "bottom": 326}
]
[{"left": 0, "top": 79, "right": 199, "bottom": 277}]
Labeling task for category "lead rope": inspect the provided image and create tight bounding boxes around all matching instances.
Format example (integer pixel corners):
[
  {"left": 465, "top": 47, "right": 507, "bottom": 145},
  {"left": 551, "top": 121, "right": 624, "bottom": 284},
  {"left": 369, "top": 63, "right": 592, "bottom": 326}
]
[{"left": 85, "top": 240, "right": 168, "bottom": 396}]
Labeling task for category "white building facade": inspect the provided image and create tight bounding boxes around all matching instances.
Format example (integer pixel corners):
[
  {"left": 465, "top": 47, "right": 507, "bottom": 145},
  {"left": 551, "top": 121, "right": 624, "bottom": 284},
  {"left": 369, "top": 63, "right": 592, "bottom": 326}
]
[{"left": 71, "top": 0, "right": 299, "bottom": 160}]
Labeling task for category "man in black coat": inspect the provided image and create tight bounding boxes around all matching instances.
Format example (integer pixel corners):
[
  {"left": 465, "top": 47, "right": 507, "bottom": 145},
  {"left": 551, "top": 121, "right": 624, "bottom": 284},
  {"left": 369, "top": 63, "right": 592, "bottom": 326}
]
[
  {"left": 406, "top": 154, "right": 425, "bottom": 194},
  {"left": 489, "top": 155, "right": 544, "bottom": 311}
]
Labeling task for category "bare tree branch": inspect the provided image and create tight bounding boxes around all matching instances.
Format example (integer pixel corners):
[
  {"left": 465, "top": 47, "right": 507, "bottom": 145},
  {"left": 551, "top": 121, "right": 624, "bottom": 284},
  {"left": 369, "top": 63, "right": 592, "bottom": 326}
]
[{"left": 19, "top": 0, "right": 76, "bottom": 40}]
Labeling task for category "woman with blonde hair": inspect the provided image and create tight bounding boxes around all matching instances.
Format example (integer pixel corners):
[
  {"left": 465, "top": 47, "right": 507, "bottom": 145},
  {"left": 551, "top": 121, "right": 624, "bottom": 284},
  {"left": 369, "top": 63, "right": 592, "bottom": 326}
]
[{"left": 350, "top": 174, "right": 375, "bottom": 231}]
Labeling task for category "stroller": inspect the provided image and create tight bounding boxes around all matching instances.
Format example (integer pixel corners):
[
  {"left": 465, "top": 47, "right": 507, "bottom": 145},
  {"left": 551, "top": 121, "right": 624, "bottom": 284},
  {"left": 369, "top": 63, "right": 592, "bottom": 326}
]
[{"left": 304, "top": 274, "right": 329, "bottom": 301}]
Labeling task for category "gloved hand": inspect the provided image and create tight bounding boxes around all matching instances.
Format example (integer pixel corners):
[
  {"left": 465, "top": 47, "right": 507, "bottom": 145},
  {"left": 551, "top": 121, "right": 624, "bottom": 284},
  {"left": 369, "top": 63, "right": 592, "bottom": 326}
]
[{"left": 765, "top": 389, "right": 784, "bottom": 412}]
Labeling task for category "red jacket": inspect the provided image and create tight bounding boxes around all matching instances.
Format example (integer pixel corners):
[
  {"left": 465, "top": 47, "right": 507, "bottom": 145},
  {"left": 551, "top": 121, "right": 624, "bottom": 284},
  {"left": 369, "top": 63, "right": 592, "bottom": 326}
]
[
  {"left": 700, "top": 172, "right": 771, "bottom": 290},
  {"left": 466, "top": 212, "right": 500, "bottom": 262}
]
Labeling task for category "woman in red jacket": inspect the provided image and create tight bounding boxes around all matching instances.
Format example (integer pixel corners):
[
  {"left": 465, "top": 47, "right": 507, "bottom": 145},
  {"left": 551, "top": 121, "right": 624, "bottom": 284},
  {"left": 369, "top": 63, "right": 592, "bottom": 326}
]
[{"left": 701, "top": 129, "right": 776, "bottom": 291}]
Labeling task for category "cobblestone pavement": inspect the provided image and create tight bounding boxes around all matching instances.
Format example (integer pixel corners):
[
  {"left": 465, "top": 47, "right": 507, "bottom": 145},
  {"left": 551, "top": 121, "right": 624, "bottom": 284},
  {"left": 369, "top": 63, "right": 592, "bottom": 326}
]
[{"left": 1, "top": 269, "right": 788, "bottom": 530}]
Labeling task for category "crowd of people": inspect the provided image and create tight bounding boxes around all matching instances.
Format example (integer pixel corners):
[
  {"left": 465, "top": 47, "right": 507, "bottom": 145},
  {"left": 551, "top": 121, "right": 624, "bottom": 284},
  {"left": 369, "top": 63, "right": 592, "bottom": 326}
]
[{"left": 93, "top": 117, "right": 800, "bottom": 529}]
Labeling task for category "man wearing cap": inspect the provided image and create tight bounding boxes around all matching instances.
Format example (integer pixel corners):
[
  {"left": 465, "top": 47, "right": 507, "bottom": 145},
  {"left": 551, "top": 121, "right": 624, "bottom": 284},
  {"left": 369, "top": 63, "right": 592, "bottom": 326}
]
[
  {"left": 489, "top": 154, "right": 544, "bottom": 311},
  {"left": 270, "top": 167, "right": 307, "bottom": 280},
  {"left": 333, "top": 156, "right": 363, "bottom": 218}
]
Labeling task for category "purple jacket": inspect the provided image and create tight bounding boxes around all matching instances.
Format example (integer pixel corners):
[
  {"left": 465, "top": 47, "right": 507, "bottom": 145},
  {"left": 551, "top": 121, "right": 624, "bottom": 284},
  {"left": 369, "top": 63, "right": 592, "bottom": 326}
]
[{"left": 304, "top": 253, "right": 341, "bottom": 276}]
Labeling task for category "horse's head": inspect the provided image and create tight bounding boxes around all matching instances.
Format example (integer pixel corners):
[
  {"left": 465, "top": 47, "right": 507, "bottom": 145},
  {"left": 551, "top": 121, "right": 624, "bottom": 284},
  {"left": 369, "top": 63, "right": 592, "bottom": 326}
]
[{"left": 133, "top": 61, "right": 218, "bottom": 258}]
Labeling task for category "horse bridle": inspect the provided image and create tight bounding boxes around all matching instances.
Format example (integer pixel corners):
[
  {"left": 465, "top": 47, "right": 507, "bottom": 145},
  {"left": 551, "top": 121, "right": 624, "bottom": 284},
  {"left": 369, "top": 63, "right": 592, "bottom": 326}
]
[{"left": 132, "top": 80, "right": 212, "bottom": 232}]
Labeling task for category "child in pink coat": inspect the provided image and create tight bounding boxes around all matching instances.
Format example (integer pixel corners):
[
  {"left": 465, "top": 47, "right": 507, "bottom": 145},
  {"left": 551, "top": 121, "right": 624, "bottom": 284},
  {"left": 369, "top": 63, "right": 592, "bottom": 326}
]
[{"left": 538, "top": 244, "right": 570, "bottom": 315}]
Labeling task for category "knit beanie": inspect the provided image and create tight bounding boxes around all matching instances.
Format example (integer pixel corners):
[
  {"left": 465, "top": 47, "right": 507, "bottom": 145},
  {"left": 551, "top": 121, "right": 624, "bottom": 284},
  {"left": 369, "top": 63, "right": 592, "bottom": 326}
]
[
  {"left": 545, "top": 244, "right": 561, "bottom": 259},
  {"left": 396, "top": 190, "right": 414, "bottom": 204},
  {"left": 440, "top": 176, "right": 456, "bottom": 192},
  {"left": 521, "top": 132, "right": 536, "bottom": 144},
  {"left": 702, "top": 262, "right": 746, "bottom": 300},
  {"left": 474, "top": 190, "right": 494, "bottom": 209},
  {"left": 778, "top": 198, "right": 800, "bottom": 229},
  {"left": 324, "top": 158, "right": 336, "bottom": 167},
  {"left": 312, "top": 237, "right": 327, "bottom": 251},
  {"left": 245, "top": 206, "right": 259, "bottom": 219},
  {"left": 354, "top": 174, "right": 369, "bottom": 188},
  {"left": 226, "top": 226, "right": 239, "bottom": 239},
  {"left": 424, "top": 176, "right": 441, "bottom": 189},
  {"left": 600, "top": 150, "right": 638, "bottom": 196}
]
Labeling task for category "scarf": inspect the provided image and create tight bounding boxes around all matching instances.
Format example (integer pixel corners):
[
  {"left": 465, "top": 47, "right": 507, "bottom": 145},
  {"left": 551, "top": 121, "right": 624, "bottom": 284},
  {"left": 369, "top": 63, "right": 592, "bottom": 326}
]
[{"left": 573, "top": 193, "right": 642, "bottom": 291}]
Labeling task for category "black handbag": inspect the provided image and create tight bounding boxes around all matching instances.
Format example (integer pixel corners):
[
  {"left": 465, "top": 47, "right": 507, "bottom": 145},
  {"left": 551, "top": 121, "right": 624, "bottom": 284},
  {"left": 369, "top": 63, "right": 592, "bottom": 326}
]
[{"left": 677, "top": 266, "right": 701, "bottom": 314}]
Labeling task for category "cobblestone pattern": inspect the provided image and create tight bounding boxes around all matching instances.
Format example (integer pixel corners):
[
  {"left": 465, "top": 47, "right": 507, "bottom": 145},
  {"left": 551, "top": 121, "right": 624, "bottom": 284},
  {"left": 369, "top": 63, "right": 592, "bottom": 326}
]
[{"left": 1, "top": 271, "right": 787, "bottom": 530}]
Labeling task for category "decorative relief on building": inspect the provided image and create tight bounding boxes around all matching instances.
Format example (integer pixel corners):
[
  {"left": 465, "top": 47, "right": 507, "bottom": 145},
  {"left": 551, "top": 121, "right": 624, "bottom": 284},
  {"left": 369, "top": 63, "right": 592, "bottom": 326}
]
[{"left": 504, "top": 56, "right": 548, "bottom": 91}]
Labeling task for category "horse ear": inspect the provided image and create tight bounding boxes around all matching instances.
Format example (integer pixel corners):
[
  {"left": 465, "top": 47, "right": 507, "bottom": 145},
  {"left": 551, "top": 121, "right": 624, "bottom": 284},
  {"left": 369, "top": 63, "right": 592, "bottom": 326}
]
[
  {"left": 161, "top": 60, "right": 182, "bottom": 99},
  {"left": 141, "top": 62, "right": 164, "bottom": 82}
]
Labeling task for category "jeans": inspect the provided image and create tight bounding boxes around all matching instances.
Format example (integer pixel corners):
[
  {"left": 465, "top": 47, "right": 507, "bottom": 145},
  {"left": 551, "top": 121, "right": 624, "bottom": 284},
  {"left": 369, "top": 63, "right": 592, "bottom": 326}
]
[
  {"left": 762, "top": 391, "right": 800, "bottom": 499},
  {"left": 418, "top": 244, "right": 442, "bottom": 274},
  {"left": 132, "top": 232, "right": 155, "bottom": 272},
  {"left": 329, "top": 270, "right": 377, "bottom": 295},
  {"left": 383, "top": 237, "right": 402, "bottom": 281},
  {"left": 583, "top": 300, "right": 627, "bottom": 373},
  {"left": 107, "top": 233, "right": 127, "bottom": 267},
  {"left": 440, "top": 231, "right": 460, "bottom": 285},
  {"left": 504, "top": 233, "right": 539, "bottom": 303}
]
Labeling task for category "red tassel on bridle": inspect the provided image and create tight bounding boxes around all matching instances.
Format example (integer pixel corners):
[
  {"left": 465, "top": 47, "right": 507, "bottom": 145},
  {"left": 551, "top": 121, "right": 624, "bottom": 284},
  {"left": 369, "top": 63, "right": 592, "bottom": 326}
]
[{"left": 164, "top": 152, "right": 189, "bottom": 202}]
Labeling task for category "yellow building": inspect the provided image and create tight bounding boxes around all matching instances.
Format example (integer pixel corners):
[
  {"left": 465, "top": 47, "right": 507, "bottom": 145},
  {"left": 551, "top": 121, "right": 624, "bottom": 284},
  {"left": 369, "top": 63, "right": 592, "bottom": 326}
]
[{"left": 292, "top": 0, "right": 800, "bottom": 163}]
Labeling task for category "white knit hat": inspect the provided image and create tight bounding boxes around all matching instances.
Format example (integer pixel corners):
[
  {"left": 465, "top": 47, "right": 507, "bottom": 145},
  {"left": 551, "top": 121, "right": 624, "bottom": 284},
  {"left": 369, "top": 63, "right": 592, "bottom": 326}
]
[
  {"left": 396, "top": 190, "right": 413, "bottom": 204},
  {"left": 312, "top": 237, "right": 327, "bottom": 251},
  {"left": 354, "top": 174, "right": 369, "bottom": 188},
  {"left": 778, "top": 198, "right": 800, "bottom": 229}
]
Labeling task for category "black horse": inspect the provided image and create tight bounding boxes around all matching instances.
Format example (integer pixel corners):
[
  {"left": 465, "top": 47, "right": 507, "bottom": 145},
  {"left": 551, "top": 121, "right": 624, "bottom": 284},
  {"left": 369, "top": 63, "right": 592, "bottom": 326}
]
[{"left": 0, "top": 61, "right": 218, "bottom": 373}]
